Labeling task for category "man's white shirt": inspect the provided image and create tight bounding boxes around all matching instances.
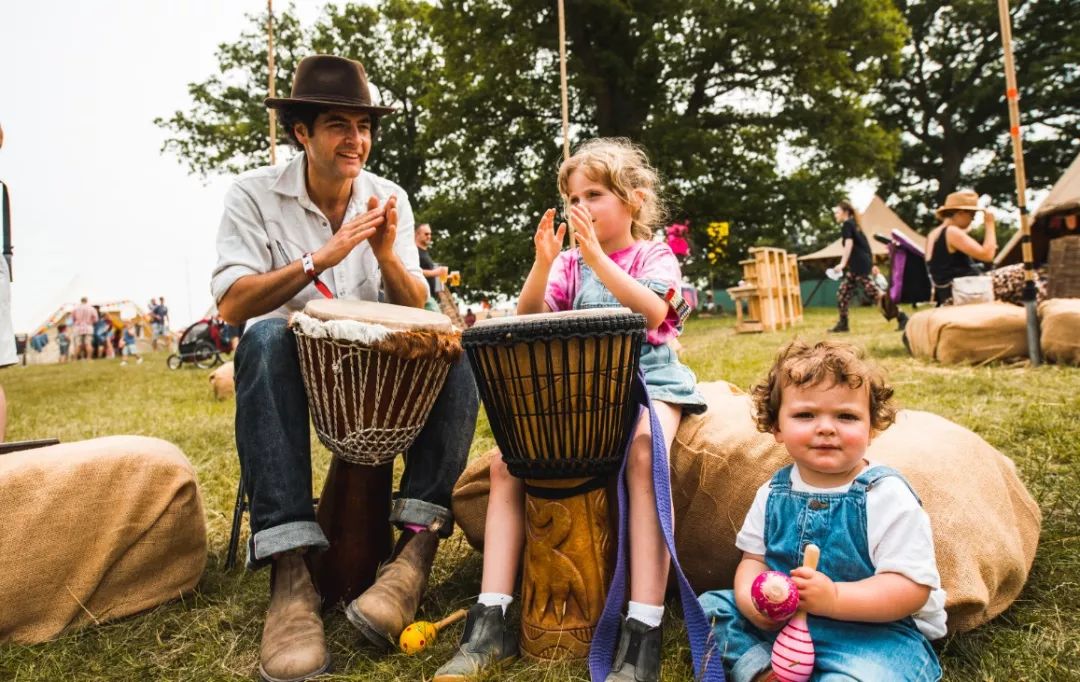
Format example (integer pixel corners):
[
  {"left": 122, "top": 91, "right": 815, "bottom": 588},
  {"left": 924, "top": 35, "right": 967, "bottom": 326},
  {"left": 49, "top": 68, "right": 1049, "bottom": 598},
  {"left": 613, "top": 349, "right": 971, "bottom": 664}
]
[{"left": 211, "top": 153, "right": 425, "bottom": 327}]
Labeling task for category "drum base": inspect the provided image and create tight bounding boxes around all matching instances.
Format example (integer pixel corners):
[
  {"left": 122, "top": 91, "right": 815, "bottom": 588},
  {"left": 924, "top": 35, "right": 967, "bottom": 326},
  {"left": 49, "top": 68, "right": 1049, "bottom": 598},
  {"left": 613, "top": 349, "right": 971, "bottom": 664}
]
[
  {"left": 519, "top": 479, "right": 616, "bottom": 660},
  {"left": 311, "top": 458, "right": 394, "bottom": 609}
]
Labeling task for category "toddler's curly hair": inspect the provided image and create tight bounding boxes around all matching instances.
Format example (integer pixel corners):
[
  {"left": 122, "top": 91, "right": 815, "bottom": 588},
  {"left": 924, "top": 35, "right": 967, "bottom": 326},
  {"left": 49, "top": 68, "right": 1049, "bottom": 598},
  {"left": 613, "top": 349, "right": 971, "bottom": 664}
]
[{"left": 751, "top": 340, "right": 897, "bottom": 435}]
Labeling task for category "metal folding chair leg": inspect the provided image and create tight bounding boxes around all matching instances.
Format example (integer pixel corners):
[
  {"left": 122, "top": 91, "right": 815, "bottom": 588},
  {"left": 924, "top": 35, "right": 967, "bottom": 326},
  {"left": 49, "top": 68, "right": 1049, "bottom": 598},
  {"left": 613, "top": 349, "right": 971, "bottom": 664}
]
[
  {"left": 225, "top": 475, "right": 246, "bottom": 570},
  {"left": 224, "top": 474, "right": 320, "bottom": 570}
]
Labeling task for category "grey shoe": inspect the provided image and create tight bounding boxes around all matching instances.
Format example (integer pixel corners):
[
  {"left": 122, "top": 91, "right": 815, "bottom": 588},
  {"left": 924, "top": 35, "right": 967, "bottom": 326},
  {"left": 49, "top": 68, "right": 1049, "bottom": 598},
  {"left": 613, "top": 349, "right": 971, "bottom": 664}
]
[
  {"left": 605, "top": 617, "right": 661, "bottom": 682},
  {"left": 432, "top": 604, "right": 518, "bottom": 681}
]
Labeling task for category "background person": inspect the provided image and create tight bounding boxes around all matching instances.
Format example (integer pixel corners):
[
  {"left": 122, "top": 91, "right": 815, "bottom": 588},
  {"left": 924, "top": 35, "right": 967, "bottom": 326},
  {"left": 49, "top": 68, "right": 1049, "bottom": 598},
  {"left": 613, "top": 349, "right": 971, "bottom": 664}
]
[
  {"left": 71, "top": 297, "right": 97, "bottom": 360},
  {"left": 152, "top": 297, "right": 171, "bottom": 351},
  {"left": 828, "top": 200, "right": 907, "bottom": 333},
  {"left": 925, "top": 190, "right": 1047, "bottom": 306},
  {"left": 415, "top": 222, "right": 448, "bottom": 313},
  {"left": 871, "top": 265, "right": 889, "bottom": 293}
]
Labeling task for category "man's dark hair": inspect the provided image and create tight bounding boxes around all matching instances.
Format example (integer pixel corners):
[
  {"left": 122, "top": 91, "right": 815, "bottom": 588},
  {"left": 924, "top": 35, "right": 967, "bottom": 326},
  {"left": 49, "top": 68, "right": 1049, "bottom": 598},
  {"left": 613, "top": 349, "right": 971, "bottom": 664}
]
[{"left": 278, "top": 104, "right": 381, "bottom": 151}]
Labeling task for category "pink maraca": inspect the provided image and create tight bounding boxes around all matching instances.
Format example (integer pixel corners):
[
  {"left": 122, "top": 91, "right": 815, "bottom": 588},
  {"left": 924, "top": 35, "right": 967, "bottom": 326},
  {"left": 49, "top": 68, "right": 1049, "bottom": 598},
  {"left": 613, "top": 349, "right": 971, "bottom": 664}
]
[
  {"left": 771, "top": 544, "right": 821, "bottom": 682},
  {"left": 751, "top": 571, "right": 799, "bottom": 621}
]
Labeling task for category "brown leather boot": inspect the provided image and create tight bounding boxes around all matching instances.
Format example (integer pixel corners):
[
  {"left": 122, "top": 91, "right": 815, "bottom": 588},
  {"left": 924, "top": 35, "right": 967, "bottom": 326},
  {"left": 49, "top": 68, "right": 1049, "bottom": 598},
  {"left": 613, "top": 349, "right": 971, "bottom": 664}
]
[
  {"left": 345, "top": 529, "right": 439, "bottom": 650},
  {"left": 259, "top": 552, "right": 331, "bottom": 682}
]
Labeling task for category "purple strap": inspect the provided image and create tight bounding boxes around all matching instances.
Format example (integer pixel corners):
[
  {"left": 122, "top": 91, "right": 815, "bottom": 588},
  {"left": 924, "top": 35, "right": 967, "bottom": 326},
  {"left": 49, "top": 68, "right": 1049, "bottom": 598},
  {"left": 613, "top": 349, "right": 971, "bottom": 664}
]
[{"left": 588, "top": 372, "right": 724, "bottom": 681}]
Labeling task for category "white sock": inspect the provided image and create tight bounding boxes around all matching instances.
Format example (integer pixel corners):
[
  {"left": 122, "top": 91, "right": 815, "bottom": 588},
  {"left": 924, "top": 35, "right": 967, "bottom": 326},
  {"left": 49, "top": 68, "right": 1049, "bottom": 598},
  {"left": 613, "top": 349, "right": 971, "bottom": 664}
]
[
  {"left": 478, "top": 592, "right": 514, "bottom": 615},
  {"left": 627, "top": 601, "right": 664, "bottom": 628}
]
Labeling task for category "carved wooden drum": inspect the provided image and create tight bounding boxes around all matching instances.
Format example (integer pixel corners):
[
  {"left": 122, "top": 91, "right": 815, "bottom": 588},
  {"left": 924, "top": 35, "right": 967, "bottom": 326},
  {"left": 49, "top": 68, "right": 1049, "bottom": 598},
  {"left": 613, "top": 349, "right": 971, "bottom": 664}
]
[
  {"left": 462, "top": 308, "right": 645, "bottom": 659},
  {"left": 290, "top": 299, "right": 462, "bottom": 606}
]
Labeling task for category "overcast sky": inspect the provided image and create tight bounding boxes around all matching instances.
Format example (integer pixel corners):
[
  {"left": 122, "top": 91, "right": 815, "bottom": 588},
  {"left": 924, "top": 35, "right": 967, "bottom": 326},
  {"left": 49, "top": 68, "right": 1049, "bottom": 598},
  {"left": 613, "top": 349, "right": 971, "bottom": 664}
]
[{"left": 0, "top": 0, "right": 344, "bottom": 332}]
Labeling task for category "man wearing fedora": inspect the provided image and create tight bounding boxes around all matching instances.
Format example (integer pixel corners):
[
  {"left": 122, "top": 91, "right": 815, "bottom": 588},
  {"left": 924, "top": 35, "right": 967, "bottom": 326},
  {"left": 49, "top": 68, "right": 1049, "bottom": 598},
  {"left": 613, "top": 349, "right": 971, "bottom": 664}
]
[{"left": 212, "top": 55, "right": 478, "bottom": 682}]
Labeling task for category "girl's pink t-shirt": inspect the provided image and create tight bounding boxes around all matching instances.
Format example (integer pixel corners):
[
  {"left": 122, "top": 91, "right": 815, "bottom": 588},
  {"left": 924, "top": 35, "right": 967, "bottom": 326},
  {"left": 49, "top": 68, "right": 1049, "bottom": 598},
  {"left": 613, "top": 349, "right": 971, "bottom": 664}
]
[{"left": 543, "top": 240, "right": 684, "bottom": 345}]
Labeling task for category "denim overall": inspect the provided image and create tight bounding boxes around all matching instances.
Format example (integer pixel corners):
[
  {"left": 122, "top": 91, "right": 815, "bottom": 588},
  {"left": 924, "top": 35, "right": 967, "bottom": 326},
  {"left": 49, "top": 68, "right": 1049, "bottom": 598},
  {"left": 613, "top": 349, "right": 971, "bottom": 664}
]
[
  {"left": 570, "top": 255, "right": 718, "bottom": 678},
  {"left": 572, "top": 255, "right": 705, "bottom": 413},
  {"left": 699, "top": 465, "right": 942, "bottom": 681}
]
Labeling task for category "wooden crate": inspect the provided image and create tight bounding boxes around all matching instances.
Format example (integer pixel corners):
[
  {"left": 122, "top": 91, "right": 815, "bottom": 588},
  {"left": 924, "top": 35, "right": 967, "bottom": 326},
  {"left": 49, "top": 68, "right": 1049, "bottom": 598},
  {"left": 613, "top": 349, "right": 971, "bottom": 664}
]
[{"left": 727, "top": 247, "right": 802, "bottom": 333}]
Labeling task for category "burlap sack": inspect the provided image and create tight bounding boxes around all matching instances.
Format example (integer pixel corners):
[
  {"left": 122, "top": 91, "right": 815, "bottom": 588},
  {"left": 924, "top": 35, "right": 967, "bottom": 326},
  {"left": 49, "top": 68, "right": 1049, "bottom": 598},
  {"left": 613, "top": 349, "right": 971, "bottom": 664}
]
[
  {"left": 452, "top": 381, "right": 1041, "bottom": 634},
  {"left": 905, "top": 302, "right": 1029, "bottom": 364},
  {"left": 209, "top": 360, "right": 236, "bottom": 400},
  {"left": 0, "top": 436, "right": 207, "bottom": 644},
  {"left": 1039, "top": 298, "right": 1080, "bottom": 365}
]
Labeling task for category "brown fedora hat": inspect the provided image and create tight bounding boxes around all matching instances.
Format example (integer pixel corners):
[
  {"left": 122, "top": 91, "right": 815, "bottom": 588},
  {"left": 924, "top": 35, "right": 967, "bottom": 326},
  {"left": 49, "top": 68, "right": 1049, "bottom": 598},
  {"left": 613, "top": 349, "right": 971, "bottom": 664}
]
[
  {"left": 265, "top": 55, "right": 396, "bottom": 115},
  {"left": 934, "top": 190, "right": 984, "bottom": 219}
]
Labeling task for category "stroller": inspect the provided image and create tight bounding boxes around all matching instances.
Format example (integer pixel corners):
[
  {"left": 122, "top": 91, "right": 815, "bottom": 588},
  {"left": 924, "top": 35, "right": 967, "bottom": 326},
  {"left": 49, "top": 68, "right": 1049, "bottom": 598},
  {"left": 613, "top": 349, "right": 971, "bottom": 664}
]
[
  {"left": 874, "top": 230, "right": 932, "bottom": 306},
  {"left": 167, "top": 318, "right": 230, "bottom": 369}
]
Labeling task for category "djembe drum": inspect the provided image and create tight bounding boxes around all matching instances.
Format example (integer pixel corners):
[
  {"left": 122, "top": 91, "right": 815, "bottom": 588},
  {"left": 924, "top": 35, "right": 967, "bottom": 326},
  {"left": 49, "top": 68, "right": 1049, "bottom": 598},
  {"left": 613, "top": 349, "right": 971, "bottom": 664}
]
[
  {"left": 462, "top": 308, "right": 645, "bottom": 659},
  {"left": 290, "top": 299, "right": 462, "bottom": 607}
]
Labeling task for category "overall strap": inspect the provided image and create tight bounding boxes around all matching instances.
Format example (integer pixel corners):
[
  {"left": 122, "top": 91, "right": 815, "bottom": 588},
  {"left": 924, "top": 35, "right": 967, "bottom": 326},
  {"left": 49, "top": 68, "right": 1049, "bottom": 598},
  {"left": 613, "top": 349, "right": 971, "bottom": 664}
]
[
  {"left": 589, "top": 372, "right": 725, "bottom": 682},
  {"left": 848, "top": 465, "right": 922, "bottom": 504},
  {"left": 769, "top": 465, "right": 794, "bottom": 489}
]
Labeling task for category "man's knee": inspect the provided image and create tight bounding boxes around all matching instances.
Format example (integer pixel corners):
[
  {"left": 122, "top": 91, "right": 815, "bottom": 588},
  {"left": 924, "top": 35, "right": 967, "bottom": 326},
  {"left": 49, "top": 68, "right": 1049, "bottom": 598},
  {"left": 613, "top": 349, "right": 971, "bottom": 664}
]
[{"left": 235, "top": 319, "right": 299, "bottom": 384}]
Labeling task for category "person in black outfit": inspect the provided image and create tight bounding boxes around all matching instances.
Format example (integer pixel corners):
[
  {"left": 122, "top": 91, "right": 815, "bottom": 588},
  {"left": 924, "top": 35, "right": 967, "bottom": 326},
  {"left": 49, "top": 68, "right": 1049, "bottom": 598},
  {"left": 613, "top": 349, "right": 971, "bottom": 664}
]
[
  {"left": 828, "top": 200, "right": 907, "bottom": 332},
  {"left": 415, "top": 223, "right": 447, "bottom": 311}
]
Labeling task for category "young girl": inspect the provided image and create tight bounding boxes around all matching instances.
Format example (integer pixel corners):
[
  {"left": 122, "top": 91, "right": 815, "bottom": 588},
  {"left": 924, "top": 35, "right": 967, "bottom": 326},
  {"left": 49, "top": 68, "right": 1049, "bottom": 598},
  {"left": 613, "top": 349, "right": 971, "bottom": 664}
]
[
  {"left": 829, "top": 201, "right": 906, "bottom": 333},
  {"left": 699, "top": 340, "right": 946, "bottom": 681},
  {"left": 435, "top": 139, "right": 705, "bottom": 682}
]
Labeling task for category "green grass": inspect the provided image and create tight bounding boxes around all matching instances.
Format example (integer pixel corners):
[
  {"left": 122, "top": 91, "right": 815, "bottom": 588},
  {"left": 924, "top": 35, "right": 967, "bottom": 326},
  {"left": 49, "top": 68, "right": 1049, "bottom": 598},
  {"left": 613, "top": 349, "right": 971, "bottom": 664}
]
[{"left": 1, "top": 306, "right": 1078, "bottom": 680}]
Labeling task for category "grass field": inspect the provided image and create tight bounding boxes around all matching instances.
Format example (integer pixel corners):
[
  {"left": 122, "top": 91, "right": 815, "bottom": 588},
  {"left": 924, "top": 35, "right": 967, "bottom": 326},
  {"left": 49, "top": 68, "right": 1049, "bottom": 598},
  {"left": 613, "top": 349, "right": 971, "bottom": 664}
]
[{"left": 1, "top": 306, "right": 1077, "bottom": 681}]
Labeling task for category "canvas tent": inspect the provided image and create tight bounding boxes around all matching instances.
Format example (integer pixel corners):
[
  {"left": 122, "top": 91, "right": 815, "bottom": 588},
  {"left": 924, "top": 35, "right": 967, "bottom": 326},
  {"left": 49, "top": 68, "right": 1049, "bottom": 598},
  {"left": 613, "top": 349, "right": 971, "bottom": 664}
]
[
  {"left": 996, "top": 150, "right": 1080, "bottom": 267},
  {"left": 799, "top": 195, "right": 926, "bottom": 264}
]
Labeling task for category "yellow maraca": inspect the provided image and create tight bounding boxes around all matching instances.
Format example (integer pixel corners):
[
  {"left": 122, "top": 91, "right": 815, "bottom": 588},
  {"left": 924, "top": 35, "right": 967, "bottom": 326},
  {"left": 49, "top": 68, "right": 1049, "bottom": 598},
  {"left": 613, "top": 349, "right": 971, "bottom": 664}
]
[{"left": 399, "top": 608, "right": 468, "bottom": 655}]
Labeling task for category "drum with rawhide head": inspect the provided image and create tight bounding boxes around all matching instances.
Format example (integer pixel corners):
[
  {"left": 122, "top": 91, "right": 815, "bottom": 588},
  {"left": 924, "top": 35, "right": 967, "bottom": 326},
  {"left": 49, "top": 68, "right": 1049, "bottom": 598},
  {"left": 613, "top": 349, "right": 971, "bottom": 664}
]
[
  {"left": 289, "top": 299, "right": 461, "bottom": 607},
  {"left": 462, "top": 308, "right": 645, "bottom": 659}
]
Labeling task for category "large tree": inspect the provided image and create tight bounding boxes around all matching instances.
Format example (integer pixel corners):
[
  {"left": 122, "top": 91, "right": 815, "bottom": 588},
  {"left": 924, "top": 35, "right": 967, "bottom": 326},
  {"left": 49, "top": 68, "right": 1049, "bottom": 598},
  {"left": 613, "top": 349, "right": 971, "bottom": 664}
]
[
  {"left": 158, "top": 0, "right": 906, "bottom": 299},
  {"left": 878, "top": 0, "right": 1080, "bottom": 229}
]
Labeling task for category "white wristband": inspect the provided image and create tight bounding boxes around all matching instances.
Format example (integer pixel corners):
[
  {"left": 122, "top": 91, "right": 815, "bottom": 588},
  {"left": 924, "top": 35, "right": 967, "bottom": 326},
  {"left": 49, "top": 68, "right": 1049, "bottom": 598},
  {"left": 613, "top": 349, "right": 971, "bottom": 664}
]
[{"left": 301, "top": 252, "right": 317, "bottom": 277}]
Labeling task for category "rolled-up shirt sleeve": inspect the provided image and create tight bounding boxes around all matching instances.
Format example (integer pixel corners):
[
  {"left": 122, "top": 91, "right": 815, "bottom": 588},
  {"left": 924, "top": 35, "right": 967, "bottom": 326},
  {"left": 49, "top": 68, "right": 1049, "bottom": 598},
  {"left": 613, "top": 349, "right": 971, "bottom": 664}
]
[
  {"left": 634, "top": 243, "right": 685, "bottom": 341},
  {"left": 211, "top": 183, "right": 274, "bottom": 304}
]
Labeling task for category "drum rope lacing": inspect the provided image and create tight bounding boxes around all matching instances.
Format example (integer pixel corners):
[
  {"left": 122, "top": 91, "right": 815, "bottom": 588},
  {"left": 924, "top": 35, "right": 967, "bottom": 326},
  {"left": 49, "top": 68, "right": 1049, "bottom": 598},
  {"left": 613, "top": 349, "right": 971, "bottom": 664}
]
[{"left": 295, "top": 333, "right": 451, "bottom": 465}]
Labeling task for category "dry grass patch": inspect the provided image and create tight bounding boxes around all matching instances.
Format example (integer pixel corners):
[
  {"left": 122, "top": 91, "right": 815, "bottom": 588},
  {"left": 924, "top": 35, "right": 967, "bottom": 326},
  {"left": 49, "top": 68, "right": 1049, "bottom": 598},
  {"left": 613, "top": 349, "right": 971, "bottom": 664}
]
[{"left": 0, "top": 306, "right": 1076, "bottom": 680}]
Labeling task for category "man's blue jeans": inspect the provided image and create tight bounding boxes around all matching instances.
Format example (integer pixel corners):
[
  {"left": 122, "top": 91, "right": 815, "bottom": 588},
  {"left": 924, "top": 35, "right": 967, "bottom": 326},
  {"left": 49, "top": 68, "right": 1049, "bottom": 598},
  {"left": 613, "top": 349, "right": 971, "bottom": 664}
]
[{"left": 234, "top": 318, "right": 478, "bottom": 569}]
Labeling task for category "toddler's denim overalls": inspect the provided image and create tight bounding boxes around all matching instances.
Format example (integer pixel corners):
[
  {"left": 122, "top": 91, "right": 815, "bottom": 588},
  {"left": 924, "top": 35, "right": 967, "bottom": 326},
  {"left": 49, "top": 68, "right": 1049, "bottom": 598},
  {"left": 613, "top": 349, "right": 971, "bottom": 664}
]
[{"left": 699, "top": 465, "right": 942, "bottom": 681}]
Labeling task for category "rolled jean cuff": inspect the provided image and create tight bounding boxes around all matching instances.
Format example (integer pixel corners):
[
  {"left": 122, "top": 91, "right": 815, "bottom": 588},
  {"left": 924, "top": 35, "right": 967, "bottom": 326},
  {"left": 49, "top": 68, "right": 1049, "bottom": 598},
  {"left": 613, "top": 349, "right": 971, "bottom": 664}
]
[
  {"left": 390, "top": 498, "right": 454, "bottom": 538},
  {"left": 731, "top": 642, "right": 773, "bottom": 682},
  {"left": 247, "top": 520, "right": 329, "bottom": 571}
]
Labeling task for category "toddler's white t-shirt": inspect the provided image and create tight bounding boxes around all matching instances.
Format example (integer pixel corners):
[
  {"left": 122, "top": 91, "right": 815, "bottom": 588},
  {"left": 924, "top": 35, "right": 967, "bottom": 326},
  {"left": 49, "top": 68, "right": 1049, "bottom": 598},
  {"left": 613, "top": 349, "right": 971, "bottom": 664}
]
[{"left": 736, "top": 463, "right": 948, "bottom": 640}]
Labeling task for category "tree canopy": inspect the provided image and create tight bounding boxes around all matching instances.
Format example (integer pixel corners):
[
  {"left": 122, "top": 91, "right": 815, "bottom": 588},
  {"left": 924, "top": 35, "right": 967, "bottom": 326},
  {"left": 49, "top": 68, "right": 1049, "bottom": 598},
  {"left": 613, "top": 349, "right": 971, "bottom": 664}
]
[
  {"left": 159, "top": 0, "right": 908, "bottom": 298},
  {"left": 878, "top": 0, "right": 1080, "bottom": 229}
]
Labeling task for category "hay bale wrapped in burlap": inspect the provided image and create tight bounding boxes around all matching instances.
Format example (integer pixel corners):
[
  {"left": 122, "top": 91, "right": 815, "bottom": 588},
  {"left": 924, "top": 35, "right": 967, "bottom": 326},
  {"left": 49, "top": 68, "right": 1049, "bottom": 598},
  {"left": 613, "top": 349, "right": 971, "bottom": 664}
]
[
  {"left": 0, "top": 436, "right": 207, "bottom": 644},
  {"left": 209, "top": 360, "right": 235, "bottom": 400},
  {"left": 452, "top": 381, "right": 1041, "bottom": 634},
  {"left": 905, "top": 302, "right": 1029, "bottom": 364},
  {"left": 1039, "top": 299, "right": 1080, "bottom": 365}
]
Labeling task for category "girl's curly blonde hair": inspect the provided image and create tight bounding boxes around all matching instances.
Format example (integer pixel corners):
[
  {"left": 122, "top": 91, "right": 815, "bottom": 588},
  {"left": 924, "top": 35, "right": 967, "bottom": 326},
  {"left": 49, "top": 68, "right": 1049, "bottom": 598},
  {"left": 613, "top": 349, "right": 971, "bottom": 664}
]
[
  {"left": 751, "top": 340, "right": 897, "bottom": 435},
  {"left": 557, "top": 138, "right": 666, "bottom": 241}
]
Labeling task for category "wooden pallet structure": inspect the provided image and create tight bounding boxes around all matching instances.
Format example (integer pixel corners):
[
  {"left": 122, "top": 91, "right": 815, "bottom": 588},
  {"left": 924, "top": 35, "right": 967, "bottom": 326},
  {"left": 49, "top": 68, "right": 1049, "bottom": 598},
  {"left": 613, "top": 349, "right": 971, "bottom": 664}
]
[{"left": 727, "top": 247, "right": 803, "bottom": 333}]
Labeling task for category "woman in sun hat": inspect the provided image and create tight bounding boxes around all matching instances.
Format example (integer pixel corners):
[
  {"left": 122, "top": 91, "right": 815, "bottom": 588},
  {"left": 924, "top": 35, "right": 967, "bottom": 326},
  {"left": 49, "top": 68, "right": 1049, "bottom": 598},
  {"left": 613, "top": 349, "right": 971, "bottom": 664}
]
[{"left": 925, "top": 190, "right": 1046, "bottom": 306}]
